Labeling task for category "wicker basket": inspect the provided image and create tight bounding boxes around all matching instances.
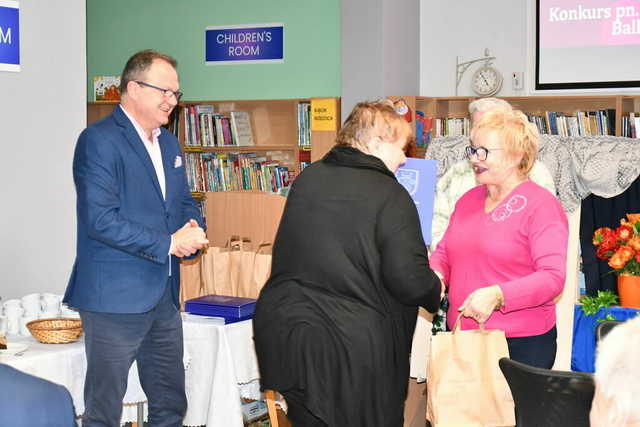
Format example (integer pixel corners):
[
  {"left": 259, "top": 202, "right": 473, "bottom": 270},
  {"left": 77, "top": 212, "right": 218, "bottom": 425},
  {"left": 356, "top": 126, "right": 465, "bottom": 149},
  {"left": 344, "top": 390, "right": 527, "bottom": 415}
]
[{"left": 27, "top": 318, "right": 83, "bottom": 344}]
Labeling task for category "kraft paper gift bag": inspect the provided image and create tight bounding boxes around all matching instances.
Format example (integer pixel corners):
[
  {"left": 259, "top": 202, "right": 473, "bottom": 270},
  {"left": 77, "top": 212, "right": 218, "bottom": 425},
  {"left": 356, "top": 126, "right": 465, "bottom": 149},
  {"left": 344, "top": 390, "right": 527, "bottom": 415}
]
[
  {"left": 201, "top": 242, "right": 237, "bottom": 297},
  {"left": 236, "top": 242, "right": 272, "bottom": 298},
  {"left": 426, "top": 316, "right": 515, "bottom": 427},
  {"left": 179, "top": 255, "right": 205, "bottom": 308},
  {"left": 197, "top": 238, "right": 272, "bottom": 298}
]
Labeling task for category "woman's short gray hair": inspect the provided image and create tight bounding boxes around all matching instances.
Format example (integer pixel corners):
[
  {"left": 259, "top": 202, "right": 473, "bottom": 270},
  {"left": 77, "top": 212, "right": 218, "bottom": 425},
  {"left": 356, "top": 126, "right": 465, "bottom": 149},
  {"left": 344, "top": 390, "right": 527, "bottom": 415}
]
[
  {"left": 594, "top": 316, "right": 640, "bottom": 426},
  {"left": 468, "top": 97, "right": 512, "bottom": 115}
]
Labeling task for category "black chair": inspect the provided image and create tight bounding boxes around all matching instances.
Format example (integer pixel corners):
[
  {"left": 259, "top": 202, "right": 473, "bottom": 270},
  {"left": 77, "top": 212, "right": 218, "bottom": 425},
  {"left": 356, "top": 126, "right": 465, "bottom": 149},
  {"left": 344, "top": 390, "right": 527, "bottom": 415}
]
[
  {"left": 595, "top": 320, "right": 623, "bottom": 343},
  {"left": 498, "top": 357, "right": 594, "bottom": 427}
]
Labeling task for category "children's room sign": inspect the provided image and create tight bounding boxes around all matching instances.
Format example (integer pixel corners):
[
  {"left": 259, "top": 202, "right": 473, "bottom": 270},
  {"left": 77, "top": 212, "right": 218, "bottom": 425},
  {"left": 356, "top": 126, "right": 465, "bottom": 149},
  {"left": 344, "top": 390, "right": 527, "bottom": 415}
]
[
  {"left": 0, "top": 0, "right": 19, "bottom": 72},
  {"left": 205, "top": 23, "right": 284, "bottom": 65}
]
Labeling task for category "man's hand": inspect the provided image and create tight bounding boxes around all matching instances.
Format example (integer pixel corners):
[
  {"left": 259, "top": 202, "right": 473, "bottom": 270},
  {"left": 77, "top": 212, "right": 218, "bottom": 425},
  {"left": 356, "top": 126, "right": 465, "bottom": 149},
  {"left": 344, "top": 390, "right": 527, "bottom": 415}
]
[
  {"left": 458, "top": 285, "right": 503, "bottom": 324},
  {"left": 170, "top": 220, "right": 208, "bottom": 258}
]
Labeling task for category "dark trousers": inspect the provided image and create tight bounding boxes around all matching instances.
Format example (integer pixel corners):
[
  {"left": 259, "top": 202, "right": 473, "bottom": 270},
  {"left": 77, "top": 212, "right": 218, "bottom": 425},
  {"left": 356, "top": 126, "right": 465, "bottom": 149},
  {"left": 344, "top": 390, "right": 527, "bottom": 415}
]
[
  {"left": 506, "top": 325, "right": 557, "bottom": 369},
  {"left": 80, "top": 281, "right": 186, "bottom": 427}
]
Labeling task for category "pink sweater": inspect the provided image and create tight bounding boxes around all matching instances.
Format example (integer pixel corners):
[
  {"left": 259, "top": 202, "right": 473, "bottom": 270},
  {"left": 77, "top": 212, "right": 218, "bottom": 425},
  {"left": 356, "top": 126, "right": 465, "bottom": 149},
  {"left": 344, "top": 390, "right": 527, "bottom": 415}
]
[{"left": 429, "top": 181, "right": 568, "bottom": 338}]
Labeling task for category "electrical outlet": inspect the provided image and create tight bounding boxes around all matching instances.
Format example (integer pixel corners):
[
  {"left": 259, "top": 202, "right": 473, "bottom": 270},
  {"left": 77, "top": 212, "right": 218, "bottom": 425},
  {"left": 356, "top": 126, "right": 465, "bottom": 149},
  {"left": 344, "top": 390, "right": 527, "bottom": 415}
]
[{"left": 512, "top": 72, "right": 524, "bottom": 90}]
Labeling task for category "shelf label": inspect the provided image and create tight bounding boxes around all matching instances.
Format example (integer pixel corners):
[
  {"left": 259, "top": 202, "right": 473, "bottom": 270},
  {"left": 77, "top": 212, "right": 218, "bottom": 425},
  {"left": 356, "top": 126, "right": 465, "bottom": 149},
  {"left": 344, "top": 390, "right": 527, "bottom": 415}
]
[
  {"left": 205, "top": 23, "right": 284, "bottom": 65},
  {"left": 311, "top": 98, "right": 337, "bottom": 131},
  {"left": 0, "top": 0, "right": 20, "bottom": 72}
]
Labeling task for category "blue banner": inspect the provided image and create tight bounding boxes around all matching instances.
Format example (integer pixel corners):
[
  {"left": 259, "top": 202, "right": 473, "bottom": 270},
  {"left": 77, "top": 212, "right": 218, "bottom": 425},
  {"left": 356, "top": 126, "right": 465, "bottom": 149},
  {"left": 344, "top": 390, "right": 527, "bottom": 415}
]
[
  {"left": 0, "top": 1, "right": 19, "bottom": 72},
  {"left": 396, "top": 158, "right": 438, "bottom": 245},
  {"left": 205, "top": 23, "right": 284, "bottom": 65}
]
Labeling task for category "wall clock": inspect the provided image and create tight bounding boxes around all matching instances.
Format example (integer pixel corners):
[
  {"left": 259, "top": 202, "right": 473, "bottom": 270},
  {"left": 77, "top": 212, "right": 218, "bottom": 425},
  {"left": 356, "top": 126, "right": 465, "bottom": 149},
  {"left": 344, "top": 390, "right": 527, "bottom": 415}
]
[{"left": 471, "top": 64, "right": 503, "bottom": 97}]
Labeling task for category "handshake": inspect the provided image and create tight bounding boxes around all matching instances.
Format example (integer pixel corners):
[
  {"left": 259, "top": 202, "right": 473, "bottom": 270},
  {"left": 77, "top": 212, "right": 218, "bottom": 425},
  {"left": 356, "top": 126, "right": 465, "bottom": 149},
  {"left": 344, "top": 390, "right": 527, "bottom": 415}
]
[{"left": 170, "top": 219, "right": 209, "bottom": 258}]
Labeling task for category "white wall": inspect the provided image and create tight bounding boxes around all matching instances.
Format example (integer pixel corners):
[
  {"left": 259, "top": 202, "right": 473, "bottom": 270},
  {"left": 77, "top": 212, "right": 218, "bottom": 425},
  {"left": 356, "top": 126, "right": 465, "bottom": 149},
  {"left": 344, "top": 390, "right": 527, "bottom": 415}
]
[
  {"left": 342, "top": 0, "right": 419, "bottom": 121},
  {"left": 420, "top": 0, "right": 528, "bottom": 97},
  {"left": 0, "top": 0, "right": 85, "bottom": 299}
]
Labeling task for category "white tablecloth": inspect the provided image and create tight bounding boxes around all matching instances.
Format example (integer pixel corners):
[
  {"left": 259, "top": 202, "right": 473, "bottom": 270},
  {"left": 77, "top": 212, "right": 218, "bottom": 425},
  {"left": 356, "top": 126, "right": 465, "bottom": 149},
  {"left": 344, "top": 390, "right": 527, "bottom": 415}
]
[{"left": 0, "top": 315, "right": 260, "bottom": 427}]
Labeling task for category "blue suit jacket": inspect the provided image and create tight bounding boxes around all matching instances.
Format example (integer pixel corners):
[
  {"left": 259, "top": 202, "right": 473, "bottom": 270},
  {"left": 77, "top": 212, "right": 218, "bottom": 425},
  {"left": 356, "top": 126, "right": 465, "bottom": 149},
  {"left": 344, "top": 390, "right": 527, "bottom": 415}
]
[
  {"left": 64, "top": 106, "right": 202, "bottom": 313},
  {"left": 0, "top": 364, "right": 77, "bottom": 426}
]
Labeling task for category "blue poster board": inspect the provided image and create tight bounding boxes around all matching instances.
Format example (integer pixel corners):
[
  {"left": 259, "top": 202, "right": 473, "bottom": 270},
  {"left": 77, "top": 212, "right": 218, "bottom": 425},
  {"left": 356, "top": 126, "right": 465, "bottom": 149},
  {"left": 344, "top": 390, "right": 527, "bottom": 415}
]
[
  {"left": 205, "top": 23, "right": 284, "bottom": 65},
  {"left": 0, "top": 0, "right": 19, "bottom": 72},
  {"left": 396, "top": 158, "right": 437, "bottom": 245}
]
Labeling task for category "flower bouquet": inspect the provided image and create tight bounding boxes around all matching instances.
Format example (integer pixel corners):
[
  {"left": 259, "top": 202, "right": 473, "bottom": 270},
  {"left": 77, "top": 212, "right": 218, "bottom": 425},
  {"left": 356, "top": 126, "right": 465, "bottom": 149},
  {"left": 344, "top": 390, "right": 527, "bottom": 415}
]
[{"left": 593, "top": 213, "right": 640, "bottom": 308}]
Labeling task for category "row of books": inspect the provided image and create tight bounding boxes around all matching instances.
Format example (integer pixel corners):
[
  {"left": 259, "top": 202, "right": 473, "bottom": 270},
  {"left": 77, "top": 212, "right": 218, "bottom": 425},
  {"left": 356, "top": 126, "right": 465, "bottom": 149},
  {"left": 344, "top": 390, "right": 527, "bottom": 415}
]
[
  {"left": 184, "top": 151, "right": 291, "bottom": 193},
  {"left": 527, "top": 110, "right": 615, "bottom": 137},
  {"left": 422, "top": 110, "right": 617, "bottom": 139},
  {"left": 621, "top": 113, "right": 640, "bottom": 138},
  {"left": 298, "top": 102, "right": 311, "bottom": 147},
  {"left": 183, "top": 105, "right": 254, "bottom": 147},
  {"left": 432, "top": 118, "right": 471, "bottom": 137}
]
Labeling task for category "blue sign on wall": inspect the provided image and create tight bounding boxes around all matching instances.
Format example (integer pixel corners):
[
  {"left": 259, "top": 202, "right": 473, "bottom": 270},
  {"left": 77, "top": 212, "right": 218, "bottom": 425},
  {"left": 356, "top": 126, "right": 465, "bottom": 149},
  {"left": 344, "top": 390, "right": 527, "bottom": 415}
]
[
  {"left": 0, "top": 0, "right": 19, "bottom": 72},
  {"left": 205, "top": 23, "right": 284, "bottom": 65}
]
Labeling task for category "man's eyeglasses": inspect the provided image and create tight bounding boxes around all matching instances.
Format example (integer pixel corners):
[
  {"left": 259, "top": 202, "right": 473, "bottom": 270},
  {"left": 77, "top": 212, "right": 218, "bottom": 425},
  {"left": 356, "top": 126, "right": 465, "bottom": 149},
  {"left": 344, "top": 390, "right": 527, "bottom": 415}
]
[
  {"left": 464, "top": 145, "right": 503, "bottom": 161},
  {"left": 135, "top": 81, "right": 183, "bottom": 102}
]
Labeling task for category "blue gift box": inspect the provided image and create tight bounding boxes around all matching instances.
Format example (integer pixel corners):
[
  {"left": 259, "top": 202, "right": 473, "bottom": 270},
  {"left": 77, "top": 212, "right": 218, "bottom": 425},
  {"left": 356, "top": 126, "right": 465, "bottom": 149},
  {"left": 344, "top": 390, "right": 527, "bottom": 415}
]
[{"left": 184, "top": 294, "right": 256, "bottom": 323}]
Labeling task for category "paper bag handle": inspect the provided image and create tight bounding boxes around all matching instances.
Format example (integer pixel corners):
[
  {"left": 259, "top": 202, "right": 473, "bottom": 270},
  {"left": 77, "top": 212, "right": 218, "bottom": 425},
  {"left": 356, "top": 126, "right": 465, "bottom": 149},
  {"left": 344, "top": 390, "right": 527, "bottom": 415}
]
[{"left": 452, "top": 313, "right": 486, "bottom": 334}]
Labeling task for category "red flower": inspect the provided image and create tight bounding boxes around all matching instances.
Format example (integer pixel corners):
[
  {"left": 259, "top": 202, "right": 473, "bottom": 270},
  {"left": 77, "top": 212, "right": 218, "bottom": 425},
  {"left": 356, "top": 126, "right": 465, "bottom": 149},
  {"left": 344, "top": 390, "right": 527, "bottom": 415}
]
[
  {"left": 616, "top": 225, "right": 634, "bottom": 242},
  {"left": 593, "top": 227, "right": 614, "bottom": 246},
  {"left": 596, "top": 246, "right": 613, "bottom": 260},
  {"left": 600, "top": 234, "right": 619, "bottom": 251},
  {"left": 636, "top": 251, "right": 640, "bottom": 263},
  {"left": 608, "top": 246, "right": 635, "bottom": 269}
]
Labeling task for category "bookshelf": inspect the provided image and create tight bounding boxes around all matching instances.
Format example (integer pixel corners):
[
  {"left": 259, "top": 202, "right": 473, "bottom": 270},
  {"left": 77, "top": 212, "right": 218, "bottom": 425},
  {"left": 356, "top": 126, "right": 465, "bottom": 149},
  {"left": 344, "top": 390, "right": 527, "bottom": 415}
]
[
  {"left": 390, "top": 95, "right": 640, "bottom": 157},
  {"left": 86, "top": 97, "right": 340, "bottom": 197}
]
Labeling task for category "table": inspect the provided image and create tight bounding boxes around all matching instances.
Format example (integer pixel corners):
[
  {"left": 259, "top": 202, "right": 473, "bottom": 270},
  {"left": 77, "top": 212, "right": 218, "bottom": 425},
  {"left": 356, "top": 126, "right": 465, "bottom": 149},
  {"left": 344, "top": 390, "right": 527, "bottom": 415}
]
[
  {"left": 571, "top": 304, "right": 640, "bottom": 372},
  {"left": 0, "top": 315, "right": 260, "bottom": 426}
]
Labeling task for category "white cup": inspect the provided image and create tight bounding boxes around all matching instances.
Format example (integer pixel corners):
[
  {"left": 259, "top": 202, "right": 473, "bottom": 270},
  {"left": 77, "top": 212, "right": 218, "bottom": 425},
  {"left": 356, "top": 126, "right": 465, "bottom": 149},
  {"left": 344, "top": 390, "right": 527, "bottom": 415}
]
[
  {"left": 6, "top": 306, "right": 24, "bottom": 335},
  {"left": 3, "top": 298, "right": 22, "bottom": 311},
  {"left": 20, "top": 315, "right": 38, "bottom": 337},
  {"left": 21, "top": 293, "right": 41, "bottom": 317},
  {"left": 0, "top": 315, "right": 7, "bottom": 335},
  {"left": 41, "top": 293, "right": 62, "bottom": 313}
]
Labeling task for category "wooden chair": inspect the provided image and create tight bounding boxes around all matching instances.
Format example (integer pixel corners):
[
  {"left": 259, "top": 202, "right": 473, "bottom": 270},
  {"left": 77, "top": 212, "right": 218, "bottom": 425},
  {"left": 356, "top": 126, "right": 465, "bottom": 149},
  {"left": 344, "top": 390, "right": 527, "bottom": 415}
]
[{"left": 265, "top": 390, "right": 279, "bottom": 427}]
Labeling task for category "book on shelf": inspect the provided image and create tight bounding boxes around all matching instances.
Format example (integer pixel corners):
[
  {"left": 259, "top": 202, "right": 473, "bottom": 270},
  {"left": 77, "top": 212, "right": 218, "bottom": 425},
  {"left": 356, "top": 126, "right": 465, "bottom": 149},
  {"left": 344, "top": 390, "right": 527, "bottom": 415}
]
[
  {"left": 93, "top": 76, "right": 121, "bottom": 101},
  {"left": 298, "top": 102, "right": 311, "bottom": 147},
  {"left": 415, "top": 111, "right": 433, "bottom": 148},
  {"left": 229, "top": 111, "right": 254, "bottom": 146}
]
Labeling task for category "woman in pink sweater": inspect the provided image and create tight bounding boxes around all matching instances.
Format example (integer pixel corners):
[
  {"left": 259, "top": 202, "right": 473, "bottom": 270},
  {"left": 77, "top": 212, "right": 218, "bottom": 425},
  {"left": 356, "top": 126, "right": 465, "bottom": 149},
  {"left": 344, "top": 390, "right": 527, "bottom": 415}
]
[{"left": 429, "top": 109, "right": 568, "bottom": 368}]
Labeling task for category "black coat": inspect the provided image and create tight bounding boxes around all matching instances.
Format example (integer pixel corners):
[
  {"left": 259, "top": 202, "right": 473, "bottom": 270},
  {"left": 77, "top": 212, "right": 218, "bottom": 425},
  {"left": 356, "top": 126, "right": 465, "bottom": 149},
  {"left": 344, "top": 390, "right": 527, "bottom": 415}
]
[{"left": 253, "top": 146, "right": 440, "bottom": 426}]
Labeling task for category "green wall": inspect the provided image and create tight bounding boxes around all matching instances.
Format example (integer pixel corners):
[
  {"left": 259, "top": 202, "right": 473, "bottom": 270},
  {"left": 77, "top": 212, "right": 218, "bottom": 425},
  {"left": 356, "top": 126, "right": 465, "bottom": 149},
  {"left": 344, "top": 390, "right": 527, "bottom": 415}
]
[{"left": 87, "top": 0, "right": 341, "bottom": 101}]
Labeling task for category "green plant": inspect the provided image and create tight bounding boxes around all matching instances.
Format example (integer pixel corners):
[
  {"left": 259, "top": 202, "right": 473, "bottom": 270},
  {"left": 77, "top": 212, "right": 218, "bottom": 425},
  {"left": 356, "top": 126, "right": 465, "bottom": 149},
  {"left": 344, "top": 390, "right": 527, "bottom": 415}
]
[{"left": 580, "top": 290, "right": 619, "bottom": 322}]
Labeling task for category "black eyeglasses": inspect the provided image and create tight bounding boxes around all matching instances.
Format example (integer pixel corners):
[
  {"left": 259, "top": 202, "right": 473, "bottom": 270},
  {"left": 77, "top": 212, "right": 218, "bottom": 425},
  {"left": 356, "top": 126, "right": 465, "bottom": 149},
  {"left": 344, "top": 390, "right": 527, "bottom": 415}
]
[
  {"left": 135, "top": 81, "right": 183, "bottom": 101},
  {"left": 464, "top": 145, "right": 503, "bottom": 161}
]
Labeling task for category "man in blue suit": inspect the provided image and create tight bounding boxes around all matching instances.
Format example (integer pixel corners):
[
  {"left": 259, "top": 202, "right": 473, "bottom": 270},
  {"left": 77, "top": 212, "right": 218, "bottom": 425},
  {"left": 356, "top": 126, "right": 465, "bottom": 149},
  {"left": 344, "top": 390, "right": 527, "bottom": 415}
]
[
  {"left": 0, "top": 364, "right": 77, "bottom": 426},
  {"left": 63, "top": 50, "right": 208, "bottom": 426}
]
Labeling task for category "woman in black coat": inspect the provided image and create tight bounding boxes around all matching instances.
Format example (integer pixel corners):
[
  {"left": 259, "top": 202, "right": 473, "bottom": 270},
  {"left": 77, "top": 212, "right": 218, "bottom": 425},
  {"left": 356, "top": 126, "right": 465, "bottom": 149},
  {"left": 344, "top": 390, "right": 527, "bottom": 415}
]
[{"left": 253, "top": 100, "right": 442, "bottom": 426}]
